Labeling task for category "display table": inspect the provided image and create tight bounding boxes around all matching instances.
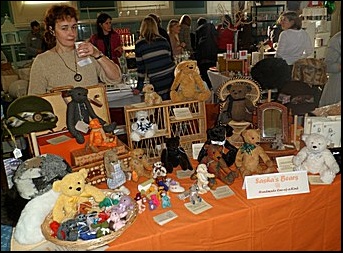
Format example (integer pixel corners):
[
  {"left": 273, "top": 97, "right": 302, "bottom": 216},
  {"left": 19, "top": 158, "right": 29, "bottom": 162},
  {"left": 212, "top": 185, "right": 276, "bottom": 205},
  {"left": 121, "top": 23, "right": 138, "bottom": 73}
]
[{"left": 102, "top": 163, "right": 341, "bottom": 251}]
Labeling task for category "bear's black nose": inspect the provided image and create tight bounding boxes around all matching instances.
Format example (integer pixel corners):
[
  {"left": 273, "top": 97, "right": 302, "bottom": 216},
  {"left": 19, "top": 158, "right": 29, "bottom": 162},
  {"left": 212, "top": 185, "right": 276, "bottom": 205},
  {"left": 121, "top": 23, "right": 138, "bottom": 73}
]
[{"left": 76, "top": 187, "right": 81, "bottom": 191}]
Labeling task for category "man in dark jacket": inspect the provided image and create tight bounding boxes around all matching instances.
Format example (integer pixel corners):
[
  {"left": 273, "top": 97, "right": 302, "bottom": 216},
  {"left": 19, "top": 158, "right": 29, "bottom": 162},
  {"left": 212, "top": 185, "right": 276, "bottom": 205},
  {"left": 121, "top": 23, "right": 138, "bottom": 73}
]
[{"left": 195, "top": 17, "right": 218, "bottom": 90}]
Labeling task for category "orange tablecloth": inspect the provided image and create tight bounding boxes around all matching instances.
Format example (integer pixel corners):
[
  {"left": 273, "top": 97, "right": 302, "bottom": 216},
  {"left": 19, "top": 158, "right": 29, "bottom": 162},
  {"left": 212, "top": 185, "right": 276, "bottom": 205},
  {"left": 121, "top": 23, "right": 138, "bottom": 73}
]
[{"left": 104, "top": 163, "right": 341, "bottom": 251}]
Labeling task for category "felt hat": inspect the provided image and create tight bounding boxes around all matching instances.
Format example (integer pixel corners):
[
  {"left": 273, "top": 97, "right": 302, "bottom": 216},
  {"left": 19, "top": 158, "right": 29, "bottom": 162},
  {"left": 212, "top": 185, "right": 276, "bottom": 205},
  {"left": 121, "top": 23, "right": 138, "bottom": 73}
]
[{"left": 4, "top": 95, "right": 58, "bottom": 136}]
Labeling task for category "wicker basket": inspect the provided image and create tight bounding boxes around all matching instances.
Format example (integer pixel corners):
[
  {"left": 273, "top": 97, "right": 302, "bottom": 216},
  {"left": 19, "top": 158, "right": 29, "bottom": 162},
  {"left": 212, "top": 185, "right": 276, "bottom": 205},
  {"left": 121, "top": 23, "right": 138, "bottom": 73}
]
[{"left": 41, "top": 191, "right": 138, "bottom": 250}]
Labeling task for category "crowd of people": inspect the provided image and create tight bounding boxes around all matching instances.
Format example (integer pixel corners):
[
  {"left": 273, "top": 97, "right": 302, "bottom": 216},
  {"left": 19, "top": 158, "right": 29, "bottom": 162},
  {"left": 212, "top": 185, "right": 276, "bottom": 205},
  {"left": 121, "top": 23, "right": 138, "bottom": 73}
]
[{"left": 22, "top": 3, "right": 340, "bottom": 109}]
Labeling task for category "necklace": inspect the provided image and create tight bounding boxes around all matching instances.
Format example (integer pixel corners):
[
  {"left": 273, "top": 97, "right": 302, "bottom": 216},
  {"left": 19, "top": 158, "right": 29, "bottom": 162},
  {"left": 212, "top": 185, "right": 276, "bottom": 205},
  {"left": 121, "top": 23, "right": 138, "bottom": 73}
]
[{"left": 55, "top": 49, "right": 82, "bottom": 82}]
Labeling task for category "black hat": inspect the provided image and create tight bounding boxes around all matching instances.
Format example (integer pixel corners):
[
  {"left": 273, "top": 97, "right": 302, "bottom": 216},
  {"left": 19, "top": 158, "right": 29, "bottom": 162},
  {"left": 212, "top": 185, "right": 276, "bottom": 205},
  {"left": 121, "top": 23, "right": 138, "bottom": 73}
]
[{"left": 4, "top": 95, "right": 58, "bottom": 136}]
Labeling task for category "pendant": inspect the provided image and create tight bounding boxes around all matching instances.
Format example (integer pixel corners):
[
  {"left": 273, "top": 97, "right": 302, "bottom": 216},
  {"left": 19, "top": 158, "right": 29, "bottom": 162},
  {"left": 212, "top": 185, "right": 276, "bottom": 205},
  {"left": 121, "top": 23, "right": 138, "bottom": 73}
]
[{"left": 74, "top": 73, "right": 82, "bottom": 82}]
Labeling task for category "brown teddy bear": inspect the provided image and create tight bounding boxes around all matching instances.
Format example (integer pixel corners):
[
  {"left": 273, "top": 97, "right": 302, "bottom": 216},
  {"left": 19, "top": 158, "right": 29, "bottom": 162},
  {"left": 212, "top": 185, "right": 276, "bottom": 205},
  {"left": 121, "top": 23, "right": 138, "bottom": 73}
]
[
  {"left": 170, "top": 60, "right": 211, "bottom": 102},
  {"left": 193, "top": 143, "right": 239, "bottom": 187},
  {"left": 218, "top": 82, "right": 256, "bottom": 124},
  {"left": 129, "top": 148, "right": 153, "bottom": 182},
  {"left": 235, "top": 129, "right": 275, "bottom": 179},
  {"left": 52, "top": 168, "right": 106, "bottom": 223},
  {"left": 142, "top": 84, "right": 162, "bottom": 106}
]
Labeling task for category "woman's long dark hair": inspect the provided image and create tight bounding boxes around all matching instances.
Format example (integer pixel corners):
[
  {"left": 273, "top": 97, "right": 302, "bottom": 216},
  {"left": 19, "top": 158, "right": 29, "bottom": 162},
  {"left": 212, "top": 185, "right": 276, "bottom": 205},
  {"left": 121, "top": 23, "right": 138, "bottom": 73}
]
[{"left": 96, "top": 13, "right": 113, "bottom": 39}]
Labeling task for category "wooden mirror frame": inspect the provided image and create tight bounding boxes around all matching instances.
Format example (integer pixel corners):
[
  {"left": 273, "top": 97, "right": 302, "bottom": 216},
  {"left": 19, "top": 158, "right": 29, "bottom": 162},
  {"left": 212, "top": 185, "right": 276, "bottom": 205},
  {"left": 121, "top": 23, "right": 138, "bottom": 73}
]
[{"left": 256, "top": 101, "right": 290, "bottom": 143}]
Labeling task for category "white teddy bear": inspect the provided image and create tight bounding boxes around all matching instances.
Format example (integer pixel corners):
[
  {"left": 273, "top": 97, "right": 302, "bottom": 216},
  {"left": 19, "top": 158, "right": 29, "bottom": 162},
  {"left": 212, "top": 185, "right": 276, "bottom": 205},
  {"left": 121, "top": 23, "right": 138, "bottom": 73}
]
[
  {"left": 195, "top": 164, "right": 215, "bottom": 194},
  {"left": 292, "top": 133, "right": 340, "bottom": 184},
  {"left": 130, "top": 110, "right": 158, "bottom": 142}
]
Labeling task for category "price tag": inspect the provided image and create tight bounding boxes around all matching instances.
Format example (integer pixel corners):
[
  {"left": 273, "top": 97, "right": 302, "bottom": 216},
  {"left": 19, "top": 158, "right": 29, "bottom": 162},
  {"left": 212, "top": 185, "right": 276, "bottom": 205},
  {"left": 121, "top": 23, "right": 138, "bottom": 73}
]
[
  {"left": 13, "top": 148, "right": 22, "bottom": 159},
  {"left": 75, "top": 120, "right": 89, "bottom": 133}
]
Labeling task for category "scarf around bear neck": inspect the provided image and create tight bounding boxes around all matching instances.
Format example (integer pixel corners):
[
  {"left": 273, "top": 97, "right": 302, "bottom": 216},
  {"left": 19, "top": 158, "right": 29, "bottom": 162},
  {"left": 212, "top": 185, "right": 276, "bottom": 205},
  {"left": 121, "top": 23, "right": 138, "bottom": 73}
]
[{"left": 240, "top": 143, "right": 256, "bottom": 155}]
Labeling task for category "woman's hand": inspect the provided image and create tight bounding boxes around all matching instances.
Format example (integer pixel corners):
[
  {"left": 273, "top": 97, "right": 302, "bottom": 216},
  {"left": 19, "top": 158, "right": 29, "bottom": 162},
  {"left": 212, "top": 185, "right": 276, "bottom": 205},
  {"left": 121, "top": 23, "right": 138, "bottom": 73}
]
[{"left": 75, "top": 41, "right": 101, "bottom": 58}]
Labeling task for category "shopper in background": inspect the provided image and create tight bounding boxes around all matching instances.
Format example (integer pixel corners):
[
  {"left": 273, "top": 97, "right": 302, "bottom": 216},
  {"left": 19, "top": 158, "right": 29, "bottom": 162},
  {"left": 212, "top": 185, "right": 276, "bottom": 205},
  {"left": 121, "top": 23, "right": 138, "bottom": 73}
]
[
  {"left": 216, "top": 14, "right": 241, "bottom": 54},
  {"left": 89, "top": 13, "right": 123, "bottom": 66},
  {"left": 275, "top": 11, "right": 313, "bottom": 76},
  {"left": 194, "top": 17, "right": 218, "bottom": 90},
  {"left": 167, "top": 19, "right": 186, "bottom": 58},
  {"left": 28, "top": 4, "right": 121, "bottom": 95},
  {"left": 319, "top": 30, "right": 341, "bottom": 107},
  {"left": 25, "top": 20, "right": 45, "bottom": 59},
  {"left": 133, "top": 16, "right": 175, "bottom": 100},
  {"left": 179, "top": 14, "right": 193, "bottom": 56}
]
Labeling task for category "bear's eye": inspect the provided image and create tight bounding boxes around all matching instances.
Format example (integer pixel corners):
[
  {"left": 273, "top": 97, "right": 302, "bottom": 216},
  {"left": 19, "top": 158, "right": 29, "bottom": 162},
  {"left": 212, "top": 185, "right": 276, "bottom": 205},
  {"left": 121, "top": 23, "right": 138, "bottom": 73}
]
[
  {"left": 77, "top": 181, "right": 81, "bottom": 185},
  {"left": 69, "top": 186, "right": 72, "bottom": 190}
]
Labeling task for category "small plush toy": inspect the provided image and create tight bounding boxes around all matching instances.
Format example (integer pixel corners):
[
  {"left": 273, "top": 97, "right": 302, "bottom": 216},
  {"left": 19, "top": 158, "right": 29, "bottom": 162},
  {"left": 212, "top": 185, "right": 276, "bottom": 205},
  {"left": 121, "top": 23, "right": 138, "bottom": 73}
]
[
  {"left": 67, "top": 86, "right": 117, "bottom": 144},
  {"left": 160, "top": 136, "right": 193, "bottom": 173},
  {"left": 89, "top": 118, "right": 117, "bottom": 151},
  {"left": 170, "top": 60, "right": 211, "bottom": 102},
  {"left": 235, "top": 129, "right": 275, "bottom": 179},
  {"left": 142, "top": 84, "right": 162, "bottom": 106},
  {"left": 152, "top": 161, "right": 168, "bottom": 183},
  {"left": 189, "top": 184, "right": 202, "bottom": 205},
  {"left": 197, "top": 125, "right": 238, "bottom": 168},
  {"left": 195, "top": 164, "right": 215, "bottom": 194},
  {"left": 217, "top": 82, "right": 256, "bottom": 124},
  {"left": 129, "top": 148, "right": 153, "bottom": 182},
  {"left": 103, "top": 148, "right": 127, "bottom": 190},
  {"left": 52, "top": 168, "right": 106, "bottom": 223},
  {"left": 130, "top": 110, "right": 158, "bottom": 142},
  {"left": 197, "top": 143, "right": 238, "bottom": 186},
  {"left": 271, "top": 133, "right": 285, "bottom": 150},
  {"left": 292, "top": 133, "right": 340, "bottom": 184}
]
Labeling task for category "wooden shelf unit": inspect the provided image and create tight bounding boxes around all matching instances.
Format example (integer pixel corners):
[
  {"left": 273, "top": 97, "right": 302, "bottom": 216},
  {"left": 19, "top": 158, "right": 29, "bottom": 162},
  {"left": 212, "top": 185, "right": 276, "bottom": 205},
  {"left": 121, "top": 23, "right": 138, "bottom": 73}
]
[{"left": 124, "top": 100, "right": 207, "bottom": 162}]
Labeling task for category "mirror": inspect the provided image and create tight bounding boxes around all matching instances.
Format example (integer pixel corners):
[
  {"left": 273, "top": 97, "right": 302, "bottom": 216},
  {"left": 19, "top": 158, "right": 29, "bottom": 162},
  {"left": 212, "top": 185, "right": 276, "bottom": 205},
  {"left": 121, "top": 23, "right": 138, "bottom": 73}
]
[{"left": 256, "top": 102, "right": 290, "bottom": 143}]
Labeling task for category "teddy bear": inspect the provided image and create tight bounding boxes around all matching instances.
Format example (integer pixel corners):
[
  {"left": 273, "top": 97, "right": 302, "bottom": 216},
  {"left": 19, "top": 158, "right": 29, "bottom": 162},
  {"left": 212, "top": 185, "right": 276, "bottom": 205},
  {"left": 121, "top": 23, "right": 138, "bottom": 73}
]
[
  {"left": 235, "top": 129, "right": 275, "bottom": 179},
  {"left": 142, "top": 84, "right": 162, "bottom": 106},
  {"left": 197, "top": 125, "right": 238, "bottom": 168},
  {"left": 170, "top": 60, "right": 211, "bottom": 103},
  {"left": 292, "top": 133, "right": 340, "bottom": 184},
  {"left": 217, "top": 82, "right": 256, "bottom": 124},
  {"left": 130, "top": 110, "right": 158, "bottom": 142},
  {"left": 196, "top": 143, "right": 238, "bottom": 187},
  {"left": 160, "top": 136, "right": 193, "bottom": 173},
  {"left": 67, "top": 86, "right": 117, "bottom": 144},
  {"left": 195, "top": 164, "right": 215, "bottom": 194},
  {"left": 129, "top": 148, "right": 153, "bottom": 182},
  {"left": 103, "top": 148, "right": 128, "bottom": 190},
  {"left": 51, "top": 168, "right": 106, "bottom": 223}
]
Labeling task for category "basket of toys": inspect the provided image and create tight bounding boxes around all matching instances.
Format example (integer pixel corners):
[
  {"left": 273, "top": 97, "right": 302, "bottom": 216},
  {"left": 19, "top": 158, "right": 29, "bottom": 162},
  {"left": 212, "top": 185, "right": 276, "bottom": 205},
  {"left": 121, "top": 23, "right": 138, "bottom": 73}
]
[{"left": 41, "top": 190, "right": 138, "bottom": 250}]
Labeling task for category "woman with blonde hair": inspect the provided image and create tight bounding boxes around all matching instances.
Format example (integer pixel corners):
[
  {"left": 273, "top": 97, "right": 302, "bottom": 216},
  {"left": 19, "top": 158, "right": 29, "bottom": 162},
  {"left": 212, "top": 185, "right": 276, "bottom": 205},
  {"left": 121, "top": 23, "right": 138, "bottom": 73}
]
[
  {"left": 167, "top": 19, "right": 186, "bottom": 57},
  {"left": 133, "top": 16, "right": 176, "bottom": 100}
]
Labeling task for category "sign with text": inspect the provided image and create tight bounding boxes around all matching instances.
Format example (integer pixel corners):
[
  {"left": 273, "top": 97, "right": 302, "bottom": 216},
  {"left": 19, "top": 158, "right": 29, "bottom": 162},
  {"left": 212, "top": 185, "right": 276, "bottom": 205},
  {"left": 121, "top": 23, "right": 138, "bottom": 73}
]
[{"left": 245, "top": 171, "right": 310, "bottom": 199}]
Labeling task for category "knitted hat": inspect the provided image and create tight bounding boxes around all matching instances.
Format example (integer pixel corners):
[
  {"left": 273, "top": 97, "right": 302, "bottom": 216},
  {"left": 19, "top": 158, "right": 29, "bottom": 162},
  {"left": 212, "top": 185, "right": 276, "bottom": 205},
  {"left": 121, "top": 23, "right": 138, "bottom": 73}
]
[
  {"left": 13, "top": 154, "right": 72, "bottom": 200},
  {"left": 4, "top": 95, "right": 58, "bottom": 136}
]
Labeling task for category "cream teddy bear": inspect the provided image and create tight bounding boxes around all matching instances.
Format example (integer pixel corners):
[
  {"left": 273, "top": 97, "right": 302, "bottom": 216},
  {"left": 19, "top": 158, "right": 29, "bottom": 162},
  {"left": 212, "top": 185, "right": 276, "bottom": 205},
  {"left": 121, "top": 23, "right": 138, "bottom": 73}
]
[
  {"left": 52, "top": 168, "right": 105, "bottom": 223},
  {"left": 292, "top": 133, "right": 340, "bottom": 184},
  {"left": 195, "top": 164, "right": 215, "bottom": 194}
]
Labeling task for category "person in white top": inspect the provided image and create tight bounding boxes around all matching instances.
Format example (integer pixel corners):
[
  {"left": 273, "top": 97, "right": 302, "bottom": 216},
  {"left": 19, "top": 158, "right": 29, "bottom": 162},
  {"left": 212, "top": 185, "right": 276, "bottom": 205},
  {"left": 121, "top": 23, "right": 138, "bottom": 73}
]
[{"left": 275, "top": 11, "right": 313, "bottom": 72}]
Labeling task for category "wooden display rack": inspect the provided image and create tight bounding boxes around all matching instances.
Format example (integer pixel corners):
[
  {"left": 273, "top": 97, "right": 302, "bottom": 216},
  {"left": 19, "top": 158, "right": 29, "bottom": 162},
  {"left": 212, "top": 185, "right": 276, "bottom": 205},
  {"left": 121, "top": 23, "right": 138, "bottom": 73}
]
[{"left": 124, "top": 100, "right": 207, "bottom": 162}]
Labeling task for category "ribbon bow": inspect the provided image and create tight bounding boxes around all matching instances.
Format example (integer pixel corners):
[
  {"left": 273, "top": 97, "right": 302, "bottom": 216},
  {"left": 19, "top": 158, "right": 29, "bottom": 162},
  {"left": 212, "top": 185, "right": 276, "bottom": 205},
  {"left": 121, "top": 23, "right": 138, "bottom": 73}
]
[
  {"left": 240, "top": 143, "right": 256, "bottom": 155},
  {"left": 211, "top": 140, "right": 226, "bottom": 146}
]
